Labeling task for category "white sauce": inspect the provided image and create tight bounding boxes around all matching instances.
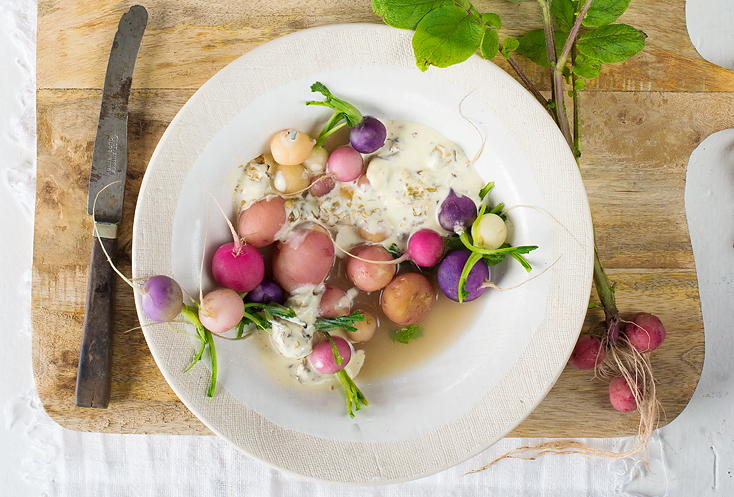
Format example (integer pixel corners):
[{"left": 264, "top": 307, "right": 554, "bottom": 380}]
[{"left": 230, "top": 120, "right": 484, "bottom": 384}]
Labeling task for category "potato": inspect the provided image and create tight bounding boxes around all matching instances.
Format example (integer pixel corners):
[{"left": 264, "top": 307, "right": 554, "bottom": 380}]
[
  {"left": 238, "top": 195, "right": 287, "bottom": 248},
  {"left": 349, "top": 309, "right": 377, "bottom": 343},
  {"left": 272, "top": 163, "right": 310, "bottom": 194},
  {"left": 380, "top": 273, "right": 435, "bottom": 326},
  {"left": 272, "top": 228, "right": 335, "bottom": 292},
  {"left": 318, "top": 285, "right": 351, "bottom": 318},
  {"left": 347, "top": 244, "right": 396, "bottom": 292}
]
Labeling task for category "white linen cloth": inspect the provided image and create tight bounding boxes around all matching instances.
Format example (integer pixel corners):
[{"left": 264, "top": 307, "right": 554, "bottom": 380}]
[{"left": 2, "top": 0, "right": 733, "bottom": 495}]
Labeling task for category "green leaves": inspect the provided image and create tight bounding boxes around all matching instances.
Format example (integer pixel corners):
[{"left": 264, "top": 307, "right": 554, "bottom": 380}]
[
  {"left": 412, "top": 6, "right": 484, "bottom": 71},
  {"left": 576, "top": 24, "right": 647, "bottom": 64},
  {"left": 584, "top": 0, "right": 632, "bottom": 28},
  {"left": 515, "top": 0, "right": 645, "bottom": 86},
  {"left": 373, "top": 0, "right": 505, "bottom": 70},
  {"left": 372, "top": 0, "right": 451, "bottom": 30}
]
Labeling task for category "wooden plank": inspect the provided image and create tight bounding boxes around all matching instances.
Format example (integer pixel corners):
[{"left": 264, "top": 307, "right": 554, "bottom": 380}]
[
  {"left": 32, "top": 85, "right": 708, "bottom": 436},
  {"left": 37, "top": 0, "right": 734, "bottom": 92}
]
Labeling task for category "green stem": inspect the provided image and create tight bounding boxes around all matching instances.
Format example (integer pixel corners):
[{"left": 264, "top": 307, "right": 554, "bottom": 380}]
[
  {"left": 180, "top": 304, "right": 219, "bottom": 396},
  {"left": 593, "top": 242, "right": 620, "bottom": 342}
]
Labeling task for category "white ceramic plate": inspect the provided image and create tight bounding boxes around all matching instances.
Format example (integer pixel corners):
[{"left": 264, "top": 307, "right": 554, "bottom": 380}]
[{"left": 132, "top": 24, "right": 593, "bottom": 484}]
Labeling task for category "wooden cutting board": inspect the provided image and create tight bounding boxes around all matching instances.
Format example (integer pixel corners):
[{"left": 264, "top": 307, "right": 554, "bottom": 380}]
[{"left": 33, "top": 0, "right": 728, "bottom": 437}]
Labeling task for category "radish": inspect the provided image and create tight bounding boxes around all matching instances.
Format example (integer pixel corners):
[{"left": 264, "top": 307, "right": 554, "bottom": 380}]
[
  {"left": 568, "top": 335, "right": 605, "bottom": 369},
  {"left": 198, "top": 288, "right": 245, "bottom": 334},
  {"left": 306, "top": 82, "right": 387, "bottom": 154},
  {"left": 407, "top": 228, "right": 444, "bottom": 267},
  {"left": 609, "top": 375, "right": 641, "bottom": 413},
  {"left": 623, "top": 313, "right": 666, "bottom": 353},
  {"left": 471, "top": 212, "right": 507, "bottom": 250},
  {"left": 327, "top": 145, "right": 363, "bottom": 182},
  {"left": 437, "top": 249, "right": 489, "bottom": 302},
  {"left": 141, "top": 275, "right": 184, "bottom": 323},
  {"left": 245, "top": 279, "right": 285, "bottom": 305},
  {"left": 438, "top": 189, "right": 477, "bottom": 233},
  {"left": 211, "top": 242, "right": 265, "bottom": 293},
  {"left": 310, "top": 335, "right": 352, "bottom": 374}
]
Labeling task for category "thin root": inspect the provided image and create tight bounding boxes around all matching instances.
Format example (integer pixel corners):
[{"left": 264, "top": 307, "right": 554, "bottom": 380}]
[{"left": 478, "top": 255, "right": 561, "bottom": 291}]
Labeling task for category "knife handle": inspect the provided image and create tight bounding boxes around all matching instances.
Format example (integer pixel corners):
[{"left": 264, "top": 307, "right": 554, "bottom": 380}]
[{"left": 76, "top": 237, "right": 117, "bottom": 409}]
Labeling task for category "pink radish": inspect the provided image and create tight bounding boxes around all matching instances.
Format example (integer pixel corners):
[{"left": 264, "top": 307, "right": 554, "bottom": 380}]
[
  {"left": 198, "top": 288, "right": 245, "bottom": 334},
  {"left": 327, "top": 145, "right": 363, "bottom": 182},
  {"left": 211, "top": 242, "right": 265, "bottom": 293},
  {"left": 407, "top": 228, "right": 444, "bottom": 267},
  {"left": 310, "top": 336, "right": 352, "bottom": 374}
]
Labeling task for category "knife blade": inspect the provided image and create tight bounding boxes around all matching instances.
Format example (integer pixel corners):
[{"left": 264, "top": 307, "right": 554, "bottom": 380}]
[{"left": 76, "top": 5, "right": 148, "bottom": 409}]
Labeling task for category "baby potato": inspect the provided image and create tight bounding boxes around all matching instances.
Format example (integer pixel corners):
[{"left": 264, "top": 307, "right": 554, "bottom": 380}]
[
  {"left": 272, "top": 163, "right": 310, "bottom": 194},
  {"left": 380, "top": 273, "right": 435, "bottom": 326},
  {"left": 238, "top": 195, "right": 287, "bottom": 248},
  {"left": 270, "top": 129, "right": 315, "bottom": 166},
  {"left": 349, "top": 309, "right": 377, "bottom": 343},
  {"left": 318, "top": 285, "right": 351, "bottom": 318},
  {"left": 272, "top": 228, "right": 335, "bottom": 292},
  {"left": 347, "top": 244, "right": 396, "bottom": 292}
]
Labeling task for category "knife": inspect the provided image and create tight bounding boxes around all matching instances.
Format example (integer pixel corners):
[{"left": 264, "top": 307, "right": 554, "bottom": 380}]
[{"left": 76, "top": 5, "right": 148, "bottom": 409}]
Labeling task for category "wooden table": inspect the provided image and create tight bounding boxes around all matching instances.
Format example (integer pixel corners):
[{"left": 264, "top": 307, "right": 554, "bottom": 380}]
[{"left": 33, "top": 0, "right": 728, "bottom": 437}]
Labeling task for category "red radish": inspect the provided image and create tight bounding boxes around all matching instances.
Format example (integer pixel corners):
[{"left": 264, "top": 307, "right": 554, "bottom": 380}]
[
  {"left": 407, "top": 228, "right": 444, "bottom": 267},
  {"left": 609, "top": 375, "right": 641, "bottom": 413},
  {"left": 198, "top": 288, "right": 245, "bottom": 333},
  {"left": 238, "top": 196, "right": 287, "bottom": 248},
  {"left": 272, "top": 227, "right": 335, "bottom": 292},
  {"left": 327, "top": 145, "right": 363, "bottom": 182},
  {"left": 568, "top": 335, "right": 606, "bottom": 369},
  {"left": 623, "top": 313, "right": 666, "bottom": 353},
  {"left": 211, "top": 242, "right": 265, "bottom": 293},
  {"left": 310, "top": 336, "right": 352, "bottom": 374}
]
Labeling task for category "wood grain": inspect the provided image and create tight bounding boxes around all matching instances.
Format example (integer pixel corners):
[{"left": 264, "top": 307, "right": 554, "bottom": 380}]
[{"left": 33, "top": 0, "right": 718, "bottom": 437}]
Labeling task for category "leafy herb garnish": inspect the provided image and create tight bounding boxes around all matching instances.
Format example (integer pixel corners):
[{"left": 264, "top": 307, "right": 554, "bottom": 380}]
[
  {"left": 321, "top": 329, "right": 369, "bottom": 418},
  {"left": 306, "top": 82, "right": 364, "bottom": 146},
  {"left": 315, "top": 310, "right": 365, "bottom": 333},
  {"left": 390, "top": 324, "right": 423, "bottom": 344}
]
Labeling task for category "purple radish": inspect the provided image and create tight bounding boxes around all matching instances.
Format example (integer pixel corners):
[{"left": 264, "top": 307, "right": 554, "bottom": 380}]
[
  {"left": 141, "top": 275, "right": 184, "bottom": 322},
  {"left": 310, "top": 336, "right": 352, "bottom": 374},
  {"left": 437, "top": 249, "right": 489, "bottom": 302},
  {"left": 438, "top": 189, "right": 477, "bottom": 233},
  {"left": 350, "top": 116, "right": 387, "bottom": 153},
  {"left": 245, "top": 279, "right": 285, "bottom": 305}
]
